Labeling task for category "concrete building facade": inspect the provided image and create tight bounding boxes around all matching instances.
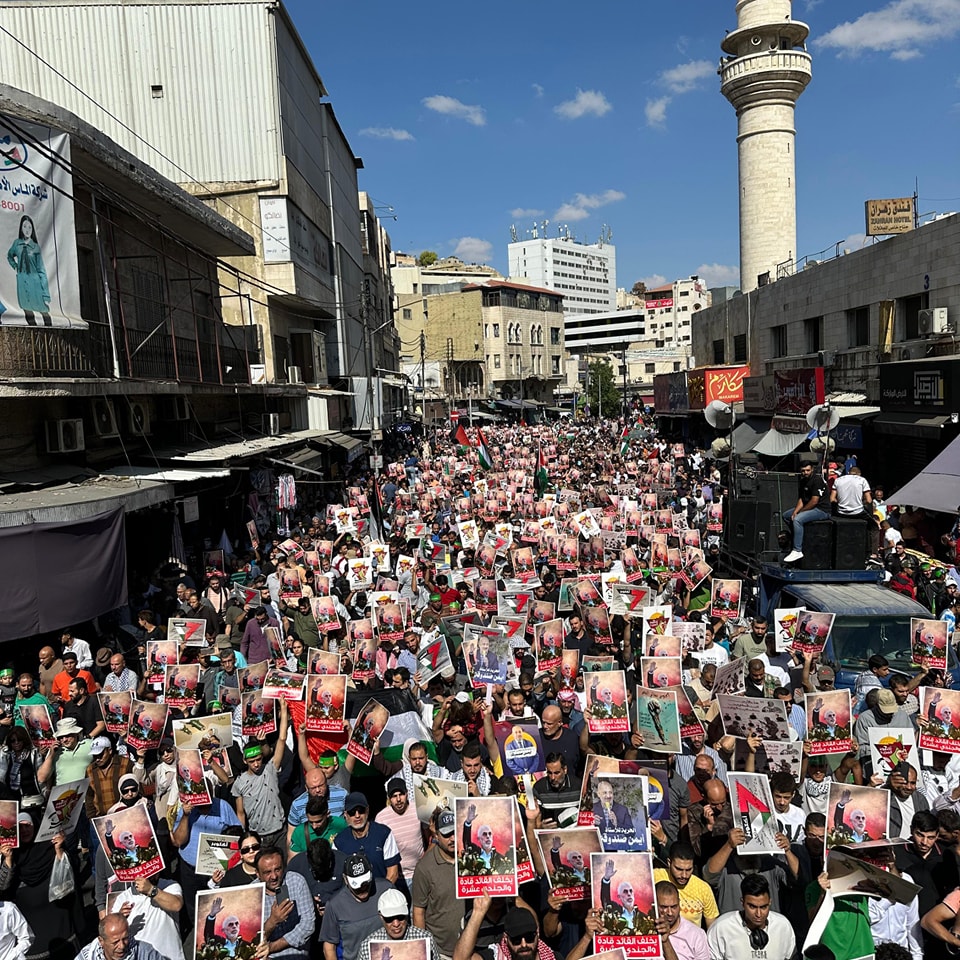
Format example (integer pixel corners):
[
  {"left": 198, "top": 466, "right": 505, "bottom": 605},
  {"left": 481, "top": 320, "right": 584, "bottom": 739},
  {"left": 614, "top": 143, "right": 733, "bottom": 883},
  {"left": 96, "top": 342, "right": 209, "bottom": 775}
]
[{"left": 720, "top": 0, "right": 812, "bottom": 291}]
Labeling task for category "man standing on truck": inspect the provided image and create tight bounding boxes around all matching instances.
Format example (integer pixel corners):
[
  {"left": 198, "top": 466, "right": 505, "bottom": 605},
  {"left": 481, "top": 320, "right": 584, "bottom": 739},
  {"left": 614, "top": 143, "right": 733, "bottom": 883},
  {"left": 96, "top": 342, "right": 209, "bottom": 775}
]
[{"left": 783, "top": 463, "right": 829, "bottom": 564}]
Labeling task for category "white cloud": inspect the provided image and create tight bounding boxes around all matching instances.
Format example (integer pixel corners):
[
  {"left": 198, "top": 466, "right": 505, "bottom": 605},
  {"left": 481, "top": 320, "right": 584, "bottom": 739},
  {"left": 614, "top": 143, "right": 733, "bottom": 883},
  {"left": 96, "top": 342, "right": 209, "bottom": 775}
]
[
  {"left": 510, "top": 208, "right": 545, "bottom": 219},
  {"left": 553, "top": 189, "right": 626, "bottom": 222},
  {"left": 818, "top": 0, "right": 960, "bottom": 59},
  {"left": 641, "top": 274, "right": 669, "bottom": 288},
  {"left": 452, "top": 237, "right": 493, "bottom": 263},
  {"left": 359, "top": 126, "right": 415, "bottom": 141},
  {"left": 554, "top": 89, "right": 612, "bottom": 120},
  {"left": 695, "top": 263, "right": 741, "bottom": 287},
  {"left": 660, "top": 59, "right": 715, "bottom": 94},
  {"left": 532, "top": 83, "right": 544, "bottom": 98},
  {"left": 645, "top": 97, "right": 671, "bottom": 127},
  {"left": 840, "top": 233, "right": 870, "bottom": 254},
  {"left": 422, "top": 95, "right": 487, "bottom": 126}
]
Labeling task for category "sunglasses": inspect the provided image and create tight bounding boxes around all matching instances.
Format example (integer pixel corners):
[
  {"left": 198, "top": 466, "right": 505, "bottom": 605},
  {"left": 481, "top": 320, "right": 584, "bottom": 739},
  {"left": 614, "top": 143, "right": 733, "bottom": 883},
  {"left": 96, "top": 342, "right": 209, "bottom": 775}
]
[
  {"left": 346, "top": 807, "right": 367, "bottom": 816},
  {"left": 508, "top": 934, "right": 537, "bottom": 946},
  {"left": 241, "top": 843, "right": 261, "bottom": 854},
  {"left": 382, "top": 915, "right": 407, "bottom": 924},
  {"left": 120, "top": 785, "right": 139, "bottom": 794}
]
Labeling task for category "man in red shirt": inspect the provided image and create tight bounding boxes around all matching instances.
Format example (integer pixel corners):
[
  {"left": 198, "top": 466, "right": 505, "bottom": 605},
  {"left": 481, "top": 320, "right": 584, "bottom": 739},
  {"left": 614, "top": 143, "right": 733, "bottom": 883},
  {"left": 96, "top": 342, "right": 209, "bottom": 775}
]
[{"left": 50, "top": 651, "right": 98, "bottom": 705}]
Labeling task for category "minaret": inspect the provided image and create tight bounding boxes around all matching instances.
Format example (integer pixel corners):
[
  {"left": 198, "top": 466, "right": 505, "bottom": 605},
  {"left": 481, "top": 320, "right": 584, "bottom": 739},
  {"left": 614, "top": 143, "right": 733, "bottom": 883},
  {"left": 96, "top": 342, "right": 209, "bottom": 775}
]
[{"left": 720, "top": 0, "right": 812, "bottom": 291}]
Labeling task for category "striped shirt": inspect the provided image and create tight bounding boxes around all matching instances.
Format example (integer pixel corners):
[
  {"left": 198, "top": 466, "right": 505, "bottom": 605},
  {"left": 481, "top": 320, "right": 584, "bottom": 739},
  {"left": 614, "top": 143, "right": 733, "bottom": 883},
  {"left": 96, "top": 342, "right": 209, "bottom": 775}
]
[{"left": 375, "top": 804, "right": 424, "bottom": 881}]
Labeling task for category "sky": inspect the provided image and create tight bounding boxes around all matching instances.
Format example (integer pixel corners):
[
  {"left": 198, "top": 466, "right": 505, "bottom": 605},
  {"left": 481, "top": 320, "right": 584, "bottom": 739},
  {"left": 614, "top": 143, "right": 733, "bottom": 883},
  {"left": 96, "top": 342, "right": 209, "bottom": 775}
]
[{"left": 285, "top": 0, "right": 960, "bottom": 291}]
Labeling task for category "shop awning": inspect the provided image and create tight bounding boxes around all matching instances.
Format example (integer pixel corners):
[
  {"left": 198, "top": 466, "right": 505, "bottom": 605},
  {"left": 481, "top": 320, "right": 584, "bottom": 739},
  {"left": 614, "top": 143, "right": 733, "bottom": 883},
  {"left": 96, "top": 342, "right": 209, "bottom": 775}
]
[
  {"left": 101, "top": 466, "right": 231, "bottom": 482},
  {"left": 266, "top": 446, "right": 328, "bottom": 478},
  {"left": 752, "top": 427, "right": 808, "bottom": 458},
  {"left": 731, "top": 417, "right": 769, "bottom": 453},
  {"left": 317, "top": 432, "right": 365, "bottom": 463},
  {"left": 872, "top": 413, "right": 951, "bottom": 439},
  {"left": 887, "top": 432, "right": 960, "bottom": 515},
  {"left": 155, "top": 430, "right": 329, "bottom": 464}
]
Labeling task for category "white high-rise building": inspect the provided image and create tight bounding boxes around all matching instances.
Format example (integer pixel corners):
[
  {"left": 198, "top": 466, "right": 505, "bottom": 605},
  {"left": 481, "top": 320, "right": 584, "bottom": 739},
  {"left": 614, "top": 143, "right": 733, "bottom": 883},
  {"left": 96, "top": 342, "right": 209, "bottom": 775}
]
[
  {"left": 508, "top": 236, "right": 616, "bottom": 317},
  {"left": 720, "top": 0, "right": 812, "bottom": 291}
]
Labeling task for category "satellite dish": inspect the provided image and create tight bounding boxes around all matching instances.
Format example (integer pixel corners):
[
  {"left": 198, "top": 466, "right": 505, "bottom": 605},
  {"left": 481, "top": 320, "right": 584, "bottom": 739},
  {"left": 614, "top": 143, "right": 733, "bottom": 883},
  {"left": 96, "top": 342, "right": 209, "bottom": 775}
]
[
  {"left": 704, "top": 400, "right": 736, "bottom": 431},
  {"left": 806, "top": 404, "right": 840, "bottom": 432}
]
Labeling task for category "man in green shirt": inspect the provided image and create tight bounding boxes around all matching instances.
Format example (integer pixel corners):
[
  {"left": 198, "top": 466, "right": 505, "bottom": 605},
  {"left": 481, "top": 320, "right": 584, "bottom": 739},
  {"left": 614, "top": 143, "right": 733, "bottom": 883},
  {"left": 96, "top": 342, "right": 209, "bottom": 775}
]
[
  {"left": 13, "top": 674, "right": 51, "bottom": 729},
  {"left": 289, "top": 795, "right": 346, "bottom": 855}
]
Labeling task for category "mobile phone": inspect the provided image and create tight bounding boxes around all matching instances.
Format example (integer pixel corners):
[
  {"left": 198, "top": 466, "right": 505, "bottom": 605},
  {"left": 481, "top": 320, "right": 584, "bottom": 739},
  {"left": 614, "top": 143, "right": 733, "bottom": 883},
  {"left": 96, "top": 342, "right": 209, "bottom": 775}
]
[{"left": 277, "top": 883, "right": 289, "bottom": 904}]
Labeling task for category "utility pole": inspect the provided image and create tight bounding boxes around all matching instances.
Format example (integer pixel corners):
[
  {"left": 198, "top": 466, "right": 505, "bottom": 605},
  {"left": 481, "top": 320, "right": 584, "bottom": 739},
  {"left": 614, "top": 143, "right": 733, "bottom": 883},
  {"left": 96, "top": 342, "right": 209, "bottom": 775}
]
[
  {"left": 362, "top": 279, "right": 381, "bottom": 473},
  {"left": 622, "top": 346, "right": 628, "bottom": 421},
  {"left": 419, "top": 329, "right": 426, "bottom": 435}
]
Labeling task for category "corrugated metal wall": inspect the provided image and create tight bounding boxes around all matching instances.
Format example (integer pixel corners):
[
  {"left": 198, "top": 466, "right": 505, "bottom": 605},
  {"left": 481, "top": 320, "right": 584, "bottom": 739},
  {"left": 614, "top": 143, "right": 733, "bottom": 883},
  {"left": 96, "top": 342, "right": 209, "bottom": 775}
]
[{"left": 0, "top": 1, "right": 282, "bottom": 184}]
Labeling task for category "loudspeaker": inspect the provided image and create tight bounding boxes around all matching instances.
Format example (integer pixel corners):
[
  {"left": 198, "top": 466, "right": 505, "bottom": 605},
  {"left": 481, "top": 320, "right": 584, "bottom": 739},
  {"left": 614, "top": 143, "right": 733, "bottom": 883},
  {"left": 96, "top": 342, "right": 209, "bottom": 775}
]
[
  {"left": 801, "top": 521, "right": 834, "bottom": 570},
  {"left": 834, "top": 517, "right": 868, "bottom": 570},
  {"left": 727, "top": 499, "right": 773, "bottom": 556},
  {"left": 753, "top": 472, "right": 796, "bottom": 550}
]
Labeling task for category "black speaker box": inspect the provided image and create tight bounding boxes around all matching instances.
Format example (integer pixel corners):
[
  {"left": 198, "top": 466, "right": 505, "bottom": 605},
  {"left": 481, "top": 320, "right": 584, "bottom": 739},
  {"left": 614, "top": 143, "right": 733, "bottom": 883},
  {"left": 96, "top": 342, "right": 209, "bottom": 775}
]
[
  {"left": 801, "top": 521, "right": 834, "bottom": 570},
  {"left": 834, "top": 517, "right": 868, "bottom": 570},
  {"left": 752, "top": 472, "right": 796, "bottom": 550},
  {"left": 728, "top": 499, "right": 773, "bottom": 556}
]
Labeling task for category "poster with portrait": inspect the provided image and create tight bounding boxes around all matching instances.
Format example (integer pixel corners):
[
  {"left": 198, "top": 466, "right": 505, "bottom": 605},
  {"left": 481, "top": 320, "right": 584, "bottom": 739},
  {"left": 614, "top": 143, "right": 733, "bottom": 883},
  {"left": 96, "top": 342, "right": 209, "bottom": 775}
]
[
  {"left": 175, "top": 748, "right": 212, "bottom": 806},
  {"left": 194, "top": 884, "right": 265, "bottom": 958},
  {"left": 571, "top": 579, "right": 603, "bottom": 608},
  {"left": 591, "top": 773, "right": 649, "bottom": 852},
  {"left": 455, "top": 796, "right": 518, "bottom": 898},
  {"left": 304, "top": 675, "right": 346, "bottom": 733},
  {"left": 278, "top": 568, "right": 302, "bottom": 602},
  {"left": 35, "top": 778, "right": 87, "bottom": 843},
  {"left": 0, "top": 801, "right": 17, "bottom": 849},
  {"left": 93, "top": 804, "right": 164, "bottom": 881},
  {"left": 0, "top": 121, "right": 83, "bottom": 328},
  {"left": 239, "top": 660, "right": 268, "bottom": 694},
  {"left": 262, "top": 668, "right": 305, "bottom": 702},
  {"left": 792, "top": 611, "right": 836, "bottom": 656},
  {"left": 348, "top": 619, "right": 377, "bottom": 681},
  {"left": 308, "top": 649, "right": 341, "bottom": 676},
  {"left": 311, "top": 597, "right": 341, "bottom": 634},
  {"left": 773, "top": 608, "right": 804, "bottom": 653},
  {"left": 239, "top": 692, "right": 276, "bottom": 740},
  {"left": 638, "top": 658, "right": 682, "bottom": 690},
  {"left": 729, "top": 773, "right": 782, "bottom": 855},
  {"left": 513, "top": 797, "right": 536, "bottom": 886},
  {"left": 126, "top": 701, "right": 168, "bottom": 751},
  {"left": 145, "top": 639, "right": 179, "bottom": 685},
  {"left": 18, "top": 703, "right": 55, "bottom": 750},
  {"left": 678, "top": 558, "right": 712, "bottom": 592},
  {"left": 868, "top": 727, "right": 920, "bottom": 780},
  {"left": 98, "top": 690, "right": 132, "bottom": 735},
  {"left": 712, "top": 657, "right": 747, "bottom": 698},
  {"left": 195, "top": 833, "right": 241, "bottom": 877},
  {"left": 706, "top": 502, "right": 723, "bottom": 532},
  {"left": 374, "top": 602, "right": 405, "bottom": 644},
  {"left": 412, "top": 773, "right": 468, "bottom": 825},
  {"left": 370, "top": 943, "right": 428, "bottom": 960},
  {"left": 804, "top": 690, "right": 853, "bottom": 756},
  {"left": 919, "top": 688, "right": 960, "bottom": 753},
  {"left": 826, "top": 782, "right": 889, "bottom": 852},
  {"left": 718, "top": 694, "right": 790, "bottom": 743},
  {"left": 590, "top": 852, "right": 659, "bottom": 958},
  {"left": 710, "top": 579, "right": 742, "bottom": 619},
  {"left": 163, "top": 663, "right": 201, "bottom": 709},
  {"left": 559, "top": 649, "right": 580, "bottom": 691},
  {"left": 635, "top": 688, "right": 681, "bottom": 754},
  {"left": 167, "top": 618, "right": 207, "bottom": 647},
  {"left": 494, "top": 720, "right": 545, "bottom": 778},
  {"left": 463, "top": 628, "right": 510, "bottom": 687},
  {"left": 643, "top": 633, "right": 680, "bottom": 660},
  {"left": 534, "top": 619, "right": 564, "bottom": 673},
  {"left": 583, "top": 604, "right": 613, "bottom": 645},
  {"left": 262, "top": 626, "right": 285, "bottom": 662},
  {"left": 528, "top": 599, "right": 557, "bottom": 634},
  {"left": 347, "top": 698, "right": 389, "bottom": 765},
  {"left": 911, "top": 618, "right": 949, "bottom": 671},
  {"left": 673, "top": 687, "right": 705, "bottom": 741},
  {"left": 585, "top": 671, "right": 630, "bottom": 734},
  {"left": 535, "top": 827, "right": 603, "bottom": 901}
]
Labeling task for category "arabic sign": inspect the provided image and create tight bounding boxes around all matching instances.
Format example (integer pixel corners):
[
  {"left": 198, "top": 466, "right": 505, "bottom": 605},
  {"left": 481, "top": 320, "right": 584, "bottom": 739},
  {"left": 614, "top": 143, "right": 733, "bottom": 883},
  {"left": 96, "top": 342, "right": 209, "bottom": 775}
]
[
  {"left": 774, "top": 367, "right": 824, "bottom": 415},
  {"left": 0, "top": 120, "right": 83, "bottom": 328},
  {"left": 743, "top": 375, "right": 776, "bottom": 414},
  {"left": 879, "top": 358, "right": 960, "bottom": 412},
  {"left": 865, "top": 197, "right": 915, "bottom": 236},
  {"left": 645, "top": 298, "right": 674, "bottom": 309},
  {"left": 705, "top": 365, "right": 749, "bottom": 404}
]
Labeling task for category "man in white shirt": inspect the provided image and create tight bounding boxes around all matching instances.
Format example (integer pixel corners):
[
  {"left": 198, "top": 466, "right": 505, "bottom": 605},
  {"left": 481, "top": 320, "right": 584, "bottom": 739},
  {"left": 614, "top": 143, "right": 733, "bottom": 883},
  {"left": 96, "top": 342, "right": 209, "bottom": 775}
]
[
  {"left": 707, "top": 875, "right": 794, "bottom": 960},
  {"left": 0, "top": 900, "right": 32, "bottom": 960},
  {"left": 61, "top": 629, "right": 94, "bottom": 672},
  {"left": 831, "top": 467, "right": 873, "bottom": 517}
]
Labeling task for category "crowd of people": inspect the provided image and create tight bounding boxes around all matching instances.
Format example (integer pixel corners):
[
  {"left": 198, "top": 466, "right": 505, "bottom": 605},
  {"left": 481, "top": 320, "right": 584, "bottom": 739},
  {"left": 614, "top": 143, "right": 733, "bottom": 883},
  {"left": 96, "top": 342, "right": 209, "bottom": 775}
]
[{"left": 1, "top": 416, "right": 960, "bottom": 960}]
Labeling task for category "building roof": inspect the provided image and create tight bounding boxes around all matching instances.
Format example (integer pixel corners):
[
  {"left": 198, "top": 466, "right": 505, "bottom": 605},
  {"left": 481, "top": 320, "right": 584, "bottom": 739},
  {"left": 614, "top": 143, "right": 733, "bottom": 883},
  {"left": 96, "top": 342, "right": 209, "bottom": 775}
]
[
  {"left": 646, "top": 284, "right": 673, "bottom": 294},
  {"left": 462, "top": 279, "right": 561, "bottom": 298}
]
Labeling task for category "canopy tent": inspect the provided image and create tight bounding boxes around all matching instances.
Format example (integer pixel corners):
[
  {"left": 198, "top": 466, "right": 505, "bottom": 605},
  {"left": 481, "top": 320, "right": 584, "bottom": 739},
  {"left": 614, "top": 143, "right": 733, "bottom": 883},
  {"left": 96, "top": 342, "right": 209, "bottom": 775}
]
[{"left": 886, "top": 433, "right": 960, "bottom": 516}]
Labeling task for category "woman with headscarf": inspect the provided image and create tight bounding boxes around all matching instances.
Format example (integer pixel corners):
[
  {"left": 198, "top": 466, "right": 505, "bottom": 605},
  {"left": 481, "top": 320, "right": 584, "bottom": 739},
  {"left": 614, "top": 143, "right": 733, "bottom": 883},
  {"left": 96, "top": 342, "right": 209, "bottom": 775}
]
[{"left": 0, "top": 727, "right": 45, "bottom": 809}]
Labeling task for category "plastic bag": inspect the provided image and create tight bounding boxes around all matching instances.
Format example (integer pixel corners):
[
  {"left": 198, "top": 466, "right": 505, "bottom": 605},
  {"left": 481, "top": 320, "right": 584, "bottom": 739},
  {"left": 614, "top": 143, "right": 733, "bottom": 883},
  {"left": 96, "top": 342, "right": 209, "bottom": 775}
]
[{"left": 49, "top": 853, "right": 74, "bottom": 900}]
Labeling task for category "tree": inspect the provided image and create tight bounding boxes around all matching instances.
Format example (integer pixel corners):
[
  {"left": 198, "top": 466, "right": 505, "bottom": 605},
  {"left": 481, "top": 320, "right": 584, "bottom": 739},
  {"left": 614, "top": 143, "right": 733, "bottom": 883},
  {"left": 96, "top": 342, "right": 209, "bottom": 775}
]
[
  {"left": 631, "top": 280, "right": 647, "bottom": 297},
  {"left": 586, "top": 360, "right": 622, "bottom": 418},
  {"left": 417, "top": 250, "right": 438, "bottom": 267}
]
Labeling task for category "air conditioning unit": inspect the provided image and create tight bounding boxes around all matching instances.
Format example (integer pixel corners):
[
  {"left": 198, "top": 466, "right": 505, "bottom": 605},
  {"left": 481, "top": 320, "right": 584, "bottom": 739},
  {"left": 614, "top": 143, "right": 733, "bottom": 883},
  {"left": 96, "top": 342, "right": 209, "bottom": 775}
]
[
  {"left": 919, "top": 307, "right": 949, "bottom": 335},
  {"left": 287, "top": 365, "right": 303, "bottom": 384},
  {"left": 262, "top": 413, "right": 280, "bottom": 436},
  {"left": 90, "top": 398, "right": 119, "bottom": 438},
  {"left": 166, "top": 396, "right": 190, "bottom": 421},
  {"left": 45, "top": 419, "right": 84, "bottom": 454},
  {"left": 127, "top": 401, "right": 151, "bottom": 436}
]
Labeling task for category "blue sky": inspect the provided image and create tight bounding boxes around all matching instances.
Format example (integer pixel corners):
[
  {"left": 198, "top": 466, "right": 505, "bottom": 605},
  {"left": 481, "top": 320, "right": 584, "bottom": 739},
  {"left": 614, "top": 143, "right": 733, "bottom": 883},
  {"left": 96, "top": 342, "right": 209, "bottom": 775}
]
[{"left": 286, "top": 0, "right": 960, "bottom": 290}]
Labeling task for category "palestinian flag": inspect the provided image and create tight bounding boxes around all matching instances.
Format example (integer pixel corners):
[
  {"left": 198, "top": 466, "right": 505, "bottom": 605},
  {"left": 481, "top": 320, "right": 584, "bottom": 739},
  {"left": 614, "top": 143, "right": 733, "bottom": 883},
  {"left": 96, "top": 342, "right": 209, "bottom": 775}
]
[
  {"left": 453, "top": 423, "right": 471, "bottom": 448},
  {"left": 535, "top": 443, "right": 549, "bottom": 495},
  {"left": 618, "top": 423, "right": 630, "bottom": 457},
  {"left": 475, "top": 428, "right": 493, "bottom": 470}
]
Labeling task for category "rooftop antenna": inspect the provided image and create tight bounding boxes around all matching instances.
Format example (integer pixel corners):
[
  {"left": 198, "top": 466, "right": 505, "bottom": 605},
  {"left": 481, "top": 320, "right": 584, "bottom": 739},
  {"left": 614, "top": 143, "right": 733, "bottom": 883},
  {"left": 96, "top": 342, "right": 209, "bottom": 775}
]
[
  {"left": 510, "top": 224, "right": 519, "bottom": 242},
  {"left": 531, "top": 221, "right": 538, "bottom": 240}
]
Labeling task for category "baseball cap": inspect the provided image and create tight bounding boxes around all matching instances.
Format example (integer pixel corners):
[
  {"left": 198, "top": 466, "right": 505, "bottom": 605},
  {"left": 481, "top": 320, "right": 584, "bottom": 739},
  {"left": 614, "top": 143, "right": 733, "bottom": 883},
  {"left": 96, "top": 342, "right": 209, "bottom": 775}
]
[
  {"left": 817, "top": 666, "right": 835, "bottom": 682},
  {"left": 437, "top": 810, "right": 455, "bottom": 836},
  {"left": 89, "top": 736, "right": 113, "bottom": 756},
  {"left": 61, "top": 651, "right": 78, "bottom": 663},
  {"left": 386, "top": 778, "right": 406, "bottom": 797},
  {"left": 502, "top": 908, "right": 538, "bottom": 942},
  {"left": 877, "top": 689, "right": 898, "bottom": 716},
  {"left": 344, "top": 852, "right": 373, "bottom": 889},
  {"left": 344, "top": 791, "right": 369, "bottom": 813},
  {"left": 377, "top": 888, "right": 408, "bottom": 918}
]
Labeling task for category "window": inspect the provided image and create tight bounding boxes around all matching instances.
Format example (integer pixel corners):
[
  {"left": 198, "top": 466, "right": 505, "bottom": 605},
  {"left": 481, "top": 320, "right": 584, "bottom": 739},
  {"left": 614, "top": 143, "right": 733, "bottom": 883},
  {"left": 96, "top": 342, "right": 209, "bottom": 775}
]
[
  {"left": 645, "top": 363, "right": 656, "bottom": 374},
  {"left": 492, "top": 323, "right": 500, "bottom": 338},
  {"left": 550, "top": 327, "right": 560, "bottom": 345},
  {"left": 552, "top": 356, "right": 560, "bottom": 374},
  {"left": 483, "top": 324, "right": 489, "bottom": 338},
  {"left": 412, "top": 283, "right": 418, "bottom": 294},
  {"left": 803, "top": 316, "right": 823, "bottom": 354},
  {"left": 734, "top": 333, "right": 747, "bottom": 363},
  {"left": 494, "top": 354, "right": 501, "bottom": 368},
  {"left": 900, "top": 292, "right": 929, "bottom": 340},
  {"left": 713, "top": 339, "right": 725, "bottom": 364},
  {"left": 772, "top": 324, "right": 788, "bottom": 358},
  {"left": 402, "top": 308, "right": 412, "bottom": 320},
  {"left": 673, "top": 362, "right": 681, "bottom": 372},
  {"left": 846, "top": 307, "right": 869, "bottom": 347}
]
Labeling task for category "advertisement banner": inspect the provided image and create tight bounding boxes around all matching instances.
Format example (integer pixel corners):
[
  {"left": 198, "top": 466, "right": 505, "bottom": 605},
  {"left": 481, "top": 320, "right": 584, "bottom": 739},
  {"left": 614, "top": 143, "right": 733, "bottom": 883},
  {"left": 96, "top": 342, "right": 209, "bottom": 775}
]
[
  {"left": 705, "top": 365, "right": 749, "bottom": 404},
  {"left": 774, "top": 367, "right": 825, "bottom": 416}
]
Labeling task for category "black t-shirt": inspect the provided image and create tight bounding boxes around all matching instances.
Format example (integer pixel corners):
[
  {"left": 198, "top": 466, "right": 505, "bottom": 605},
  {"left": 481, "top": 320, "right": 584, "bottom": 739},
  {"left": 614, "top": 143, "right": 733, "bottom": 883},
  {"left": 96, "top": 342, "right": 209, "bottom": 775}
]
[{"left": 798, "top": 472, "right": 827, "bottom": 506}]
